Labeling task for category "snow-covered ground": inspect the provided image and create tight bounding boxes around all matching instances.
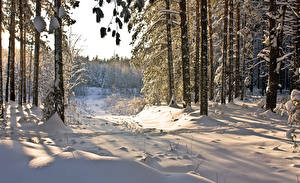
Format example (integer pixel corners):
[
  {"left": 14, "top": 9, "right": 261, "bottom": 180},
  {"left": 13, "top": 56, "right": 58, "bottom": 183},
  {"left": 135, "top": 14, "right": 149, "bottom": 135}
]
[{"left": 0, "top": 91, "right": 299, "bottom": 183}]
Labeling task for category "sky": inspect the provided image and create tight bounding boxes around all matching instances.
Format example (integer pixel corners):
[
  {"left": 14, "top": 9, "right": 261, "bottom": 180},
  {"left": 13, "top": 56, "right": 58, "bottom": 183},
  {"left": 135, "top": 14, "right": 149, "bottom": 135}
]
[{"left": 70, "top": 0, "right": 133, "bottom": 59}]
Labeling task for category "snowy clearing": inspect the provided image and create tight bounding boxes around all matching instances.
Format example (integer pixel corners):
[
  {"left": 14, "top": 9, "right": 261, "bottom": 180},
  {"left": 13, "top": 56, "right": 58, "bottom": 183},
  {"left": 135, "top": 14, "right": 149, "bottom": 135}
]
[{"left": 0, "top": 95, "right": 299, "bottom": 183}]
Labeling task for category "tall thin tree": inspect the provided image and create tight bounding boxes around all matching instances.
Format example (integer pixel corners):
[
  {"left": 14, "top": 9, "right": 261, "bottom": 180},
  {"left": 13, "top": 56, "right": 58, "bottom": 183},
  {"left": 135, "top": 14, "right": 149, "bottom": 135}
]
[
  {"left": 33, "top": 0, "right": 41, "bottom": 106},
  {"left": 0, "top": 0, "right": 3, "bottom": 118},
  {"left": 221, "top": 0, "right": 228, "bottom": 104},
  {"left": 208, "top": 0, "right": 214, "bottom": 101},
  {"left": 194, "top": 0, "right": 200, "bottom": 104},
  {"left": 19, "top": 0, "right": 24, "bottom": 106},
  {"left": 200, "top": 0, "right": 208, "bottom": 115},
  {"left": 54, "top": 0, "right": 65, "bottom": 122},
  {"left": 227, "top": 0, "right": 234, "bottom": 102},
  {"left": 234, "top": 0, "right": 240, "bottom": 98},
  {"left": 266, "top": 0, "right": 279, "bottom": 111},
  {"left": 9, "top": 0, "right": 16, "bottom": 101},
  {"left": 179, "top": 0, "right": 191, "bottom": 109},
  {"left": 165, "top": 0, "right": 177, "bottom": 107}
]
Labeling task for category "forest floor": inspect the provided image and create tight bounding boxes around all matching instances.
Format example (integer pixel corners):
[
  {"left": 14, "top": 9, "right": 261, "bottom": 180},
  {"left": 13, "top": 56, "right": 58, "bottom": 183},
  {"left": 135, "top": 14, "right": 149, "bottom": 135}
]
[{"left": 0, "top": 91, "right": 299, "bottom": 183}]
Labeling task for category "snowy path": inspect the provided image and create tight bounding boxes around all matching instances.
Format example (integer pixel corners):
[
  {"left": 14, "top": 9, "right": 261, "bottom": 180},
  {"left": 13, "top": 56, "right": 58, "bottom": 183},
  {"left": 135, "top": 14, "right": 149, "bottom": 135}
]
[
  {"left": 63, "top": 100, "right": 299, "bottom": 183},
  {"left": 0, "top": 99, "right": 299, "bottom": 183}
]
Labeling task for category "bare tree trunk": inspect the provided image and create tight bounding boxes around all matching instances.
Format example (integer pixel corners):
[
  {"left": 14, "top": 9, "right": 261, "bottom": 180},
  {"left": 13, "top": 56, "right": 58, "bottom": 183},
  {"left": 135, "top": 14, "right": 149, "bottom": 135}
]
[
  {"left": 200, "top": 0, "right": 208, "bottom": 115},
  {"left": 266, "top": 0, "right": 279, "bottom": 111},
  {"left": 165, "top": 0, "right": 177, "bottom": 107},
  {"left": 33, "top": 0, "right": 41, "bottom": 106},
  {"left": 9, "top": 0, "right": 16, "bottom": 102},
  {"left": 240, "top": 13, "right": 246, "bottom": 100},
  {"left": 227, "top": 0, "right": 233, "bottom": 102},
  {"left": 221, "top": 0, "right": 228, "bottom": 104},
  {"left": 0, "top": 0, "right": 3, "bottom": 118},
  {"left": 19, "top": 0, "right": 24, "bottom": 106},
  {"left": 208, "top": 0, "right": 214, "bottom": 101},
  {"left": 5, "top": 41, "right": 10, "bottom": 102},
  {"left": 28, "top": 42, "right": 33, "bottom": 103},
  {"left": 234, "top": 0, "right": 240, "bottom": 98},
  {"left": 179, "top": 0, "right": 191, "bottom": 109},
  {"left": 194, "top": 0, "right": 200, "bottom": 104},
  {"left": 23, "top": 30, "right": 27, "bottom": 103},
  {"left": 54, "top": 0, "right": 65, "bottom": 122}
]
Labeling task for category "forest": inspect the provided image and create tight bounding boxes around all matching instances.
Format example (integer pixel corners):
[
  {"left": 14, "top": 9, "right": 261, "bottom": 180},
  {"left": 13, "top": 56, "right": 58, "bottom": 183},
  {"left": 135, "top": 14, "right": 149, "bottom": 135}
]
[{"left": 0, "top": 0, "right": 299, "bottom": 183}]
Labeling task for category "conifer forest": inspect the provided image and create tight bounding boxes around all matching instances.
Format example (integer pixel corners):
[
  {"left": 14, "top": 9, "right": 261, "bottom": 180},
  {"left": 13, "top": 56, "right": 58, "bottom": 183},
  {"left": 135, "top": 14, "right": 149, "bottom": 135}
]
[{"left": 0, "top": 0, "right": 299, "bottom": 182}]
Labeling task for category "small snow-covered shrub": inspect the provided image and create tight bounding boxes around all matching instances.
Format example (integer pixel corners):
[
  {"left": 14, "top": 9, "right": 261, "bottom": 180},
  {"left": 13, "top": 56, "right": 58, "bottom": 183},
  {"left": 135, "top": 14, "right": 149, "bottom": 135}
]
[{"left": 285, "top": 90, "right": 300, "bottom": 149}]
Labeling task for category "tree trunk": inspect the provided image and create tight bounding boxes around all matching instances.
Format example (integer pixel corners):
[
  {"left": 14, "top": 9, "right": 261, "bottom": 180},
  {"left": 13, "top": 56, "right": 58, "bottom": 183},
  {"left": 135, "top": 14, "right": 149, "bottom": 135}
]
[
  {"left": 240, "top": 13, "right": 246, "bottom": 100},
  {"left": 9, "top": 0, "right": 16, "bottom": 102},
  {"left": 23, "top": 30, "right": 27, "bottom": 103},
  {"left": 234, "top": 0, "right": 240, "bottom": 98},
  {"left": 19, "top": 0, "right": 24, "bottom": 106},
  {"left": 0, "top": 0, "right": 3, "bottom": 118},
  {"left": 291, "top": 0, "right": 300, "bottom": 91},
  {"left": 5, "top": 41, "right": 10, "bottom": 102},
  {"left": 194, "top": 0, "right": 200, "bottom": 104},
  {"left": 208, "top": 0, "right": 214, "bottom": 101},
  {"left": 33, "top": 0, "right": 41, "bottom": 106},
  {"left": 200, "top": 0, "right": 208, "bottom": 115},
  {"left": 54, "top": 0, "right": 65, "bottom": 122},
  {"left": 165, "top": 0, "right": 177, "bottom": 107},
  {"left": 227, "top": 0, "right": 233, "bottom": 102},
  {"left": 179, "top": 0, "right": 191, "bottom": 109},
  {"left": 266, "top": 0, "right": 279, "bottom": 111},
  {"left": 28, "top": 42, "right": 33, "bottom": 103},
  {"left": 221, "top": 0, "right": 228, "bottom": 104}
]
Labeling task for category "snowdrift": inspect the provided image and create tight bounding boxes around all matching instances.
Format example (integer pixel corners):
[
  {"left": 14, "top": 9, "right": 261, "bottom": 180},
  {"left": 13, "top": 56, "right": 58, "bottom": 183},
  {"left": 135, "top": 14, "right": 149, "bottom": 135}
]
[
  {"left": 39, "top": 112, "right": 72, "bottom": 134},
  {"left": 0, "top": 140, "right": 213, "bottom": 183}
]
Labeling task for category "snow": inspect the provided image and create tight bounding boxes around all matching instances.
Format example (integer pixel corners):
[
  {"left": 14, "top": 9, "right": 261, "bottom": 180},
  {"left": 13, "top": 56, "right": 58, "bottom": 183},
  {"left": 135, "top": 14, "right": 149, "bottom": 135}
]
[
  {"left": 0, "top": 140, "right": 211, "bottom": 183},
  {"left": 38, "top": 112, "right": 72, "bottom": 135},
  {"left": 0, "top": 97, "right": 299, "bottom": 183}
]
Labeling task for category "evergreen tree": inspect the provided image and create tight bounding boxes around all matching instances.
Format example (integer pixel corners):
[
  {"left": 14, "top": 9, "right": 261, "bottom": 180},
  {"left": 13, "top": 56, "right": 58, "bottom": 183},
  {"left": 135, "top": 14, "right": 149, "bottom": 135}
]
[
  {"left": 200, "top": 0, "right": 208, "bottom": 115},
  {"left": 54, "top": 0, "right": 65, "bottom": 122},
  {"left": 180, "top": 0, "right": 191, "bottom": 109},
  {"left": 194, "top": 0, "right": 200, "bottom": 104},
  {"left": 266, "top": 0, "right": 279, "bottom": 111},
  {"left": 221, "top": 0, "right": 228, "bottom": 104},
  {"left": 234, "top": 0, "right": 240, "bottom": 98},
  {"left": 9, "top": 0, "right": 16, "bottom": 102},
  {"left": 0, "top": 0, "right": 3, "bottom": 118},
  {"left": 33, "top": 0, "right": 41, "bottom": 106}
]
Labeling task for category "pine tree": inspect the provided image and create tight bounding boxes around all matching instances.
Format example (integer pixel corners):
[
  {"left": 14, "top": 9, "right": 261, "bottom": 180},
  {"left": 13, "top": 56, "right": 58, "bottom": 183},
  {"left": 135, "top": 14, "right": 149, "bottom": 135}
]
[
  {"left": 240, "top": 13, "right": 246, "bottom": 100},
  {"left": 19, "top": 0, "right": 24, "bottom": 106},
  {"left": 208, "top": 0, "right": 214, "bottom": 101},
  {"left": 200, "top": 0, "right": 208, "bottom": 115},
  {"left": 266, "top": 0, "right": 279, "bottom": 111},
  {"left": 0, "top": 0, "right": 3, "bottom": 118},
  {"left": 54, "top": 0, "right": 65, "bottom": 122},
  {"left": 194, "top": 0, "right": 200, "bottom": 104},
  {"left": 9, "top": 0, "right": 16, "bottom": 101},
  {"left": 179, "top": 0, "right": 191, "bottom": 109},
  {"left": 221, "top": 0, "right": 228, "bottom": 104},
  {"left": 234, "top": 0, "right": 240, "bottom": 98},
  {"left": 227, "top": 0, "right": 234, "bottom": 102},
  {"left": 33, "top": 0, "right": 41, "bottom": 106},
  {"left": 165, "top": 0, "right": 177, "bottom": 107}
]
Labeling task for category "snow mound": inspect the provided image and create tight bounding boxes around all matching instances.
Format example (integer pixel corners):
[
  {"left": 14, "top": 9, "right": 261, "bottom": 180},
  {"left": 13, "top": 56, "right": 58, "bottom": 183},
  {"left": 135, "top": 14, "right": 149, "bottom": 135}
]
[
  {"left": 39, "top": 113, "right": 72, "bottom": 134},
  {"left": 134, "top": 106, "right": 185, "bottom": 130},
  {"left": 0, "top": 140, "right": 213, "bottom": 183}
]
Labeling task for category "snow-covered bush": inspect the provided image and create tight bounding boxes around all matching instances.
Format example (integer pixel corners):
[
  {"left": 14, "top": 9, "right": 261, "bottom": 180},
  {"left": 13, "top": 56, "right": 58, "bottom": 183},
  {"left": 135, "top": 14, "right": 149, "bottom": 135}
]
[
  {"left": 286, "top": 90, "right": 300, "bottom": 124},
  {"left": 285, "top": 89, "right": 300, "bottom": 148}
]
